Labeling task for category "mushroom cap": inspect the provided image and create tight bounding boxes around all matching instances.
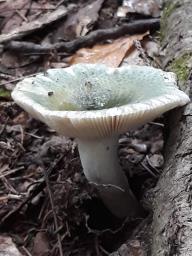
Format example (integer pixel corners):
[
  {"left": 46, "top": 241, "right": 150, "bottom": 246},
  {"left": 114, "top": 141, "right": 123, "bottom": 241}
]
[{"left": 12, "top": 64, "right": 190, "bottom": 139}]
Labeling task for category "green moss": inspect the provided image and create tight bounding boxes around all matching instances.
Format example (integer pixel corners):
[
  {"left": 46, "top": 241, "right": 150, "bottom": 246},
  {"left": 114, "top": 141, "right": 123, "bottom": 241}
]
[
  {"left": 169, "top": 53, "right": 192, "bottom": 82},
  {"left": 160, "top": 1, "right": 180, "bottom": 41},
  {"left": 0, "top": 88, "right": 11, "bottom": 99},
  {"left": 163, "top": 2, "right": 179, "bottom": 20}
]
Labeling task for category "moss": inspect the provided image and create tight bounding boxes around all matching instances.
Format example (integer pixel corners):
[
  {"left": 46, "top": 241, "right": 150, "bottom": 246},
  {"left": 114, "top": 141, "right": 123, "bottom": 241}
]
[
  {"left": 160, "top": 1, "right": 180, "bottom": 41},
  {"left": 169, "top": 53, "right": 192, "bottom": 82},
  {"left": 0, "top": 88, "right": 11, "bottom": 99},
  {"left": 163, "top": 1, "right": 179, "bottom": 20}
]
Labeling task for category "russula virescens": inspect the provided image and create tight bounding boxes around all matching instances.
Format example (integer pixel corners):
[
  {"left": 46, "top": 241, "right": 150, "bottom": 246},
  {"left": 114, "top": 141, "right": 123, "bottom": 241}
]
[{"left": 12, "top": 64, "right": 190, "bottom": 218}]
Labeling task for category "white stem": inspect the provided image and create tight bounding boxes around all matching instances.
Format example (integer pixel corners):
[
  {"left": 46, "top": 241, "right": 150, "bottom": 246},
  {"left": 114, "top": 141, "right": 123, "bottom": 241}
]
[{"left": 77, "top": 137, "right": 142, "bottom": 218}]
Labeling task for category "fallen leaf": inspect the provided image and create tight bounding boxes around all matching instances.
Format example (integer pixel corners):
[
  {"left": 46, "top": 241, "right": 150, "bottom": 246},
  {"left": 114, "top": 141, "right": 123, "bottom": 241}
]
[
  {"left": 122, "top": 38, "right": 159, "bottom": 66},
  {"left": 0, "top": 0, "right": 30, "bottom": 33},
  {"left": 70, "top": 33, "right": 147, "bottom": 67},
  {"left": 128, "top": 240, "right": 145, "bottom": 256},
  {"left": 0, "top": 6, "right": 68, "bottom": 43},
  {"left": 148, "top": 154, "right": 164, "bottom": 168},
  {"left": 32, "top": 232, "right": 50, "bottom": 256},
  {"left": 13, "top": 111, "right": 29, "bottom": 125},
  {"left": 113, "top": 240, "right": 145, "bottom": 256},
  {"left": 58, "top": 0, "right": 104, "bottom": 41},
  {"left": 0, "top": 235, "right": 23, "bottom": 256},
  {"left": 117, "top": 0, "right": 160, "bottom": 18},
  {"left": 144, "top": 40, "right": 159, "bottom": 58},
  {"left": 27, "top": 1, "right": 56, "bottom": 22},
  {"left": 75, "top": 0, "right": 104, "bottom": 36},
  {"left": 122, "top": 46, "right": 146, "bottom": 66}
]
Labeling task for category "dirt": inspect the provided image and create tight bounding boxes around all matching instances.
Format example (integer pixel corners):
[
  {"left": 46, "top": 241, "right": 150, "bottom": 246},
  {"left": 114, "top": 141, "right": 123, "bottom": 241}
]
[{"left": 0, "top": 101, "right": 164, "bottom": 255}]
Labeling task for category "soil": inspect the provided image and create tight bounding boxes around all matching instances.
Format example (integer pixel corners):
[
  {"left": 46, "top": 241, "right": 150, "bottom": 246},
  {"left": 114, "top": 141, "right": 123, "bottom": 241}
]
[{"left": 0, "top": 101, "right": 164, "bottom": 255}]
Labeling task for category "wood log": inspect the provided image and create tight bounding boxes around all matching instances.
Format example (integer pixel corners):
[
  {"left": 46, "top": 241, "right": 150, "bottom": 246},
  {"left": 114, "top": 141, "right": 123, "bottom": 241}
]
[{"left": 152, "top": 0, "right": 192, "bottom": 255}]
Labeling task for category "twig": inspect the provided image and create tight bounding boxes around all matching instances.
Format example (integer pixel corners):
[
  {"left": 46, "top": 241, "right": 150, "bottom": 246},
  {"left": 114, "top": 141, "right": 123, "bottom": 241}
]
[
  {"left": 25, "top": 132, "right": 43, "bottom": 139},
  {"left": 19, "top": 125, "right": 24, "bottom": 145},
  {"left": 149, "top": 121, "right": 164, "bottom": 127},
  {"left": 0, "top": 117, "right": 9, "bottom": 135},
  {"left": 99, "top": 245, "right": 110, "bottom": 255},
  {"left": 140, "top": 162, "right": 158, "bottom": 178},
  {"left": 0, "top": 6, "right": 68, "bottom": 44},
  {"left": 4, "top": 18, "right": 160, "bottom": 54},
  {"left": 1, "top": 176, "right": 18, "bottom": 194},
  {"left": 89, "top": 181, "right": 125, "bottom": 192},
  {"left": 43, "top": 167, "right": 64, "bottom": 256},
  {"left": 21, "top": 246, "right": 33, "bottom": 256},
  {"left": 133, "top": 39, "right": 151, "bottom": 66},
  {"left": 0, "top": 72, "right": 40, "bottom": 87},
  {"left": 85, "top": 214, "right": 142, "bottom": 236},
  {"left": 55, "top": 0, "right": 66, "bottom": 8},
  {"left": 15, "top": 10, "right": 28, "bottom": 22},
  {"left": 0, "top": 166, "right": 25, "bottom": 179},
  {"left": 0, "top": 156, "right": 63, "bottom": 229},
  {"left": 0, "top": 194, "right": 22, "bottom": 201}
]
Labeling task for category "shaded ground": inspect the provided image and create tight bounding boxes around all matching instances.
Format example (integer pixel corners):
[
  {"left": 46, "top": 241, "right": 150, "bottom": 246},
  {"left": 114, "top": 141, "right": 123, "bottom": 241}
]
[{"left": 0, "top": 101, "right": 164, "bottom": 255}]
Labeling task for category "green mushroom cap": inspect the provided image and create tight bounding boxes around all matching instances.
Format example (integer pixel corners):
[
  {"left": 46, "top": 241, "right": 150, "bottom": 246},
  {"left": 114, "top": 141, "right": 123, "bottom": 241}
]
[{"left": 12, "top": 64, "right": 190, "bottom": 138}]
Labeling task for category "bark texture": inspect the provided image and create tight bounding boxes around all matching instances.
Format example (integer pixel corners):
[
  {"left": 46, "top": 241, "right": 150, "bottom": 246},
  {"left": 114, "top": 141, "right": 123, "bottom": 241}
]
[{"left": 152, "top": 0, "right": 192, "bottom": 255}]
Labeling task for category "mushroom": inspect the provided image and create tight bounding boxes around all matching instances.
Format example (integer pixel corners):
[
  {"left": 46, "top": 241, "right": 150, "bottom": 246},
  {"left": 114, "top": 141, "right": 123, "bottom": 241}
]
[{"left": 12, "top": 64, "right": 190, "bottom": 218}]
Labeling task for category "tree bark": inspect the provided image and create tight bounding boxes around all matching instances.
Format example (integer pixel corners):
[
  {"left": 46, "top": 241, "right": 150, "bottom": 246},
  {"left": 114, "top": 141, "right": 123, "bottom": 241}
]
[{"left": 152, "top": 0, "right": 192, "bottom": 255}]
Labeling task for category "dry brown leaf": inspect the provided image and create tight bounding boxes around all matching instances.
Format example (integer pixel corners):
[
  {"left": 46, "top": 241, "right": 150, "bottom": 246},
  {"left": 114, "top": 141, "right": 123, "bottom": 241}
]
[
  {"left": 0, "top": 6, "right": 68, "bottom": 43},
  {"left": 32, "top": 232, "right": 50, "bottom": 256},
  {"left": 122, "top": 38, "right": 159, "bottom": 66},
  {"left": 75, "top": 0, "right": 104, "bottom": 36},
  {"left": 70, "top": 33, "right": 147, "bottom": 67},
  {"left": 58, "top": 0, "right": 104, "bottom": 41},
  {"left": 26, "top": 1, "right": 54, "bottom": 22},
  {"left": 0, "top": 0, "right": 30, "bottom": 33},
  {"left": 122, "top": 47, "right": 145, "bottom": 66}
]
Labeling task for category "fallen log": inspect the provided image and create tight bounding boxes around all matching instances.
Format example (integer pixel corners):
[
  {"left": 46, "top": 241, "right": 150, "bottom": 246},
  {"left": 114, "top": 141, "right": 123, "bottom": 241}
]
[{"left": 152, "top": 0, "right": 192, "bottom": 255}]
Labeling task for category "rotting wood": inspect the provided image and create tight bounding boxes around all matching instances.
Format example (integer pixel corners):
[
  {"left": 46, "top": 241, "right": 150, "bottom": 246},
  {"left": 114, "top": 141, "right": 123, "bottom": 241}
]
[
  {"left": 152, "top": 0, "right": 192, "bottom": 255},
  {"left": 3, "top": 18, "right": 160, "bottom": 54}
]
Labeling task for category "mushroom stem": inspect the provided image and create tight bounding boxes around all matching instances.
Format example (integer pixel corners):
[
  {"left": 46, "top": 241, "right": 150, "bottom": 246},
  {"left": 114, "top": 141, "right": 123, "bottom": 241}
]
[{"left": 77, "top": 136, "right": 142, "bottom": 218}]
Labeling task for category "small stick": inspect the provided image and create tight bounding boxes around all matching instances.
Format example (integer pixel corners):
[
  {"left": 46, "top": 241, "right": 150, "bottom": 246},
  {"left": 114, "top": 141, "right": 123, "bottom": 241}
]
[
  {"left": 140, "top": 162, "right": 158, "bottom": 178},
  {"left": 43, "top": 167, "right": 64, "bottom": 256},
  {"left": 4, "top": 18, "right": 160, "bottom": 54},
  {"left": 21, "top": 246, "right": 33, "bottom": 256},
  {"left": 133, "top": 39, "right": 151, "bottom": 66},
  {"left": 0, "top": 166, "right": 25, "bottom": 179},
  {"left": 0, "top": 7, "right": 68, "bottom": 43},
  {"left": 0, "top": 156, "right": 63, "bottom": 229},
  {"left": 0, "top": 72, "right": 40, "bottom": 87},
  {"left": 0, "top": 194, "right": 22, "bottom": 201},
  {"left": 15, "top": 10, "right": 28, "bottom": 22}
]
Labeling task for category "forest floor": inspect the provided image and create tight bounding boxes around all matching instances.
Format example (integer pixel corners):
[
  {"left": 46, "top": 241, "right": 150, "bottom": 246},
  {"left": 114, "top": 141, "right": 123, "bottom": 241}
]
[{"left": 0, "top": 0, "right": 164, "bottom": 255}]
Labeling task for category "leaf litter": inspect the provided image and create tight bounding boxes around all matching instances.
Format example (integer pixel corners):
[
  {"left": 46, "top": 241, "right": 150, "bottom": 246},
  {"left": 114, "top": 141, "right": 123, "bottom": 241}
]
[
  {"left": 70, "top": 32, "right": 148, "bottom": 67},
  {"left": 59, "top": 0, "right": 104, "bottom": 40},
  {"left": 0, "top": 0, "right": 163, "bottom": 255}
]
